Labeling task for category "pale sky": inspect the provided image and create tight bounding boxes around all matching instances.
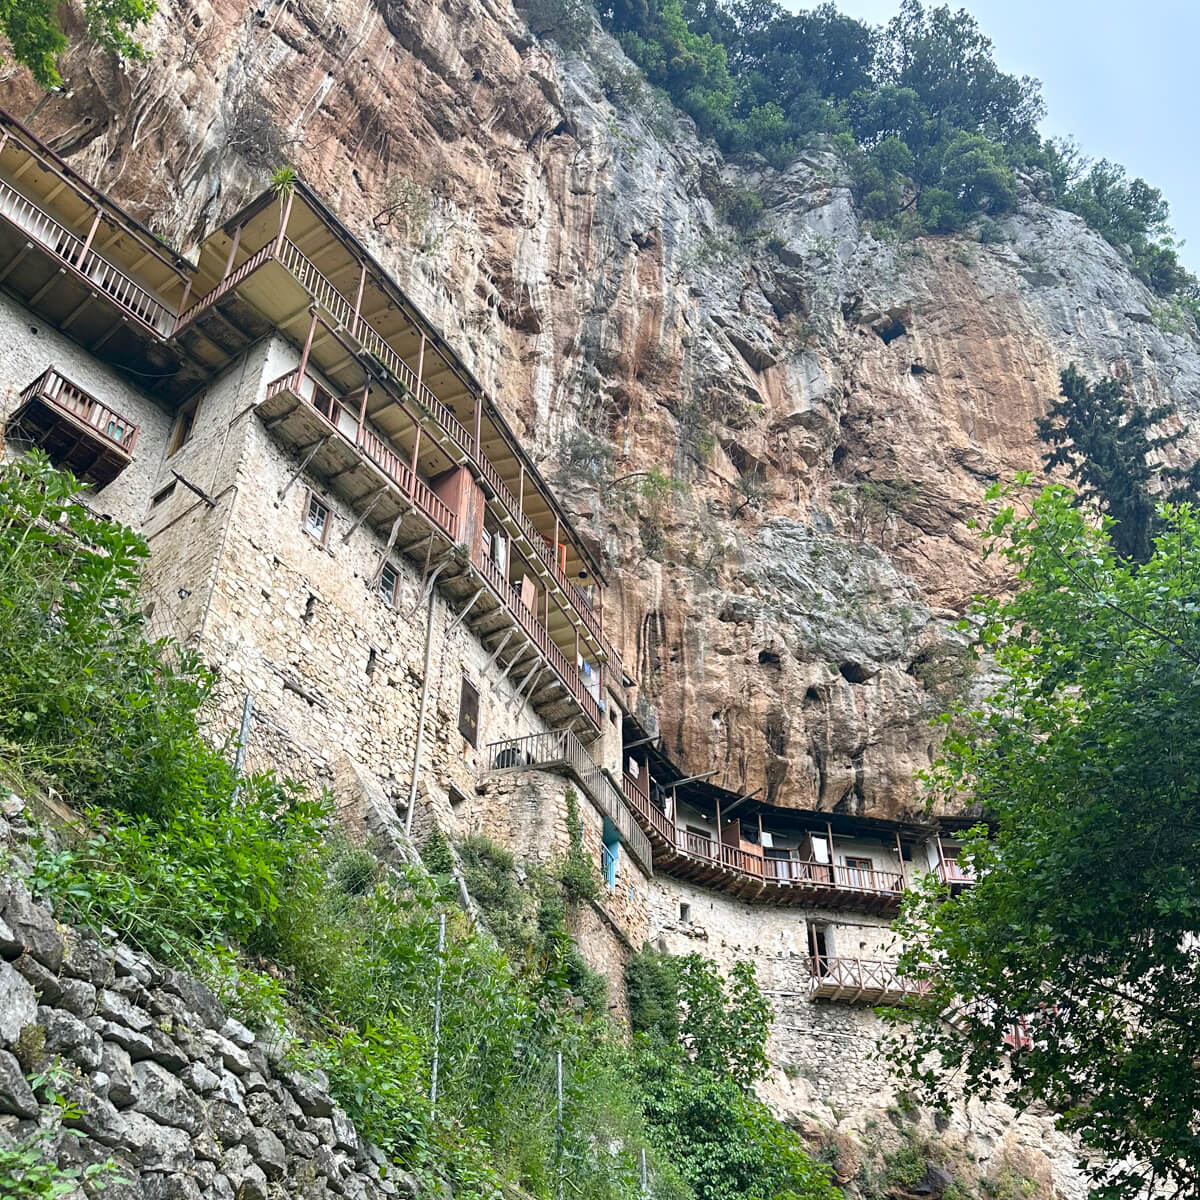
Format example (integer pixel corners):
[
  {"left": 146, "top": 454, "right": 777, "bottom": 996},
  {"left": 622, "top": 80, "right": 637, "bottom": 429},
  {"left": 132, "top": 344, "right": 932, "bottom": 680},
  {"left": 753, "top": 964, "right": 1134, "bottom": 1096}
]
[{"left": 818, "top": 1, "right": 1200, "bottom": 271}]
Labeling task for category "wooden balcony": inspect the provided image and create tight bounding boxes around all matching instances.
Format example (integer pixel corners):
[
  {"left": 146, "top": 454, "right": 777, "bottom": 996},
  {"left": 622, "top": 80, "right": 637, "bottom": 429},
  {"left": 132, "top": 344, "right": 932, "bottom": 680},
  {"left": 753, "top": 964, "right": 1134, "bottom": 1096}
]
[
  {"left": 620, "top": 772, "right": 906, "bottom": 912},
  {"left": 260, "top": 369, "right": 603, "bottom": 735},
  {"left": 488, "top": 730, "right": 653, "bottom": 874},
  {"left": 175, "top": 188, "right": 622, "bottom": 681},
  {"left": 8, "top": 368, "right": 138, "bottom": 485},
  {"left": 808, "top": 956, "right": 931, "bottom": 1005},
  {"left": 936, "top": 857, "right": 976, "bottom": 890},
  {"left": 0, "top": 113, "right": 194, "bottom": 395}
]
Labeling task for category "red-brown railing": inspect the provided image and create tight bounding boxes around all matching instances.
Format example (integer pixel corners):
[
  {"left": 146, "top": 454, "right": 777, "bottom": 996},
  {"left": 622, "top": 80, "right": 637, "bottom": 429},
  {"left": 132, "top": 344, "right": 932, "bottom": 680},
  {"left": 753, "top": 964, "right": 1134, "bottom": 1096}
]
[
  {"left": 937, "top": 857, "right": 975, "bottom": 886},
  {"left": 721, "top": 843, "right": 764, "bottom": 876},
  {"left": 764, "top": 857, "right": 904, "bottom": 894},
  {"left": 267, "top": 368, "right": 457, "bottom": 542},
  {"left": 621, "top": 774, "right": 677, "bottom": 844},
  {"left": 486, "top": 730, "right": 652, "bottom": 872},
  {"left": 0, "top": 178, "right": 175, "bottom": 335},
  {"left": 19, "top": 367, "right": 139, "bottom": 454},
  {"left": 177, "top": 241, "right": 275, "bottom": 326}
]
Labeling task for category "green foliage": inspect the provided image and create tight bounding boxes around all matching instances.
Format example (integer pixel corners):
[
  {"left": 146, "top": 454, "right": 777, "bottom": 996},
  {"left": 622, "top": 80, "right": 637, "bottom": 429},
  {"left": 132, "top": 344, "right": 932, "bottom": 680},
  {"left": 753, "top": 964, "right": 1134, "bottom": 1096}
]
[
  {"left": 624, "top": 950, "right": 835, "bottom": 1200},
  {"left": 269, "top": 165, "right": 298, "bottom": 195},
  {"left": 561, "top": 787, "right": 600, "bottom": 902},
  {"left": 1037, "top": 364, "right": 1200, "bottom": 563},
  {"left": 519, "top": 0, "right": 593, "bottom": 48},
  {"left": 594, "top": 0, "right": 1195, "bottom": 296},
  {"left": 891, "top": 483, "right": 1200, "bottom": 1198},
  {"left": 0, "top": 1120, "right": 119, "bottom": 1198},
  {"left": 626, "top": 945, "right": 680, "bottom": 1042},
  {"left": 1058, "top": 158, "right": 1191, "bottom": 296},
  {"left": 2, "top": 0, "right": 154, "bottom": 88},
  {"left": 0, "top": 452, "right": 236, "bottom": 821}
]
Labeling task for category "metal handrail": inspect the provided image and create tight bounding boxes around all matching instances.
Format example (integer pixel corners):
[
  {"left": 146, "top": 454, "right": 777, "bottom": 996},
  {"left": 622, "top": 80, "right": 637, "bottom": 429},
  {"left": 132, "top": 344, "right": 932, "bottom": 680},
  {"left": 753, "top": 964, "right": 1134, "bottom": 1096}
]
[{"left": 486, "top": 730, "right": 653, "bottom": 871}]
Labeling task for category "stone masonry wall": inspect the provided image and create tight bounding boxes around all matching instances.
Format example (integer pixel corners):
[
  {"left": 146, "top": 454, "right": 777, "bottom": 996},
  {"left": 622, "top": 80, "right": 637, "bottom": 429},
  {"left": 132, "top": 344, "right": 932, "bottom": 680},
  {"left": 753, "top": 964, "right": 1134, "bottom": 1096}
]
[{"left": 0, "top": 866, "right": 401, "bottom": 1200}]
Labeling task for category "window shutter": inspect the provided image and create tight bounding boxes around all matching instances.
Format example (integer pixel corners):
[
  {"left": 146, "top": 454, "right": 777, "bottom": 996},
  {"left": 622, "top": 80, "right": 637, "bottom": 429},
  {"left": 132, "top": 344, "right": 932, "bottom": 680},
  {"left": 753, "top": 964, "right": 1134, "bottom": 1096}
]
[{"left": 458, "top": 677, "right": 479, "bottom": 747}]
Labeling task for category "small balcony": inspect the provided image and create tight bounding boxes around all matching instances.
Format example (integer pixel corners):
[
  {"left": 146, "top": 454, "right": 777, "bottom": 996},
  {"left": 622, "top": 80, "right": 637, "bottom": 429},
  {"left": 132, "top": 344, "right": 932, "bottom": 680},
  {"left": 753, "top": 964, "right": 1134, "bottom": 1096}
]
[
  {"left": 8, "top": 368, "right": 138, "bottom": 485},
  {"left": 488, "top": 731, "right": 653, "bottom": 874},
  {"left": 936, "top": 855, "right": 976, "bottom": 890},
  {"left": 808, "top": 956, "right": 932, "bottom": 1005}
]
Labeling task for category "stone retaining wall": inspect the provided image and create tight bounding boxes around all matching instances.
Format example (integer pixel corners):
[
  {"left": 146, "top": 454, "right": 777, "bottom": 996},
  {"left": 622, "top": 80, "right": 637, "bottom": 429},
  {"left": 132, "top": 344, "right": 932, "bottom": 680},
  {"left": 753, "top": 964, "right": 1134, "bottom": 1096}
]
[{"left": 0, "top": 873, "right": 400, "bottom": 1200}]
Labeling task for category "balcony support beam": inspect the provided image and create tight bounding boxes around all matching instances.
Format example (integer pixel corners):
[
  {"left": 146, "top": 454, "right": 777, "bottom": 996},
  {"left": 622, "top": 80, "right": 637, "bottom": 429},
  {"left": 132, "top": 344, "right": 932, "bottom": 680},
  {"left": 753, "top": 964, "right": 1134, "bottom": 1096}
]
[
  {"left": 342, "top": 487, "right": 386, "bottom": 541},
  {"left": 277, "top": 435, "right": 330, "bottom": 502},
  {"left": 483, "top": 628, "right": 515, "bottom": 674},
  {"left": 0, "top": 243, "right": 32, "bottom": 285}
]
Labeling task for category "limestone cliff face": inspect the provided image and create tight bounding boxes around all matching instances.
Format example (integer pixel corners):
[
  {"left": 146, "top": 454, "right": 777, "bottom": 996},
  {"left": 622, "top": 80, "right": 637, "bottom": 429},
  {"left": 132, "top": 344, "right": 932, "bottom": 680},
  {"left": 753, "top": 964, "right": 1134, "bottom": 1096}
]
[{"left": 7, "top": 0, "right": 1200, "bottom": 819}]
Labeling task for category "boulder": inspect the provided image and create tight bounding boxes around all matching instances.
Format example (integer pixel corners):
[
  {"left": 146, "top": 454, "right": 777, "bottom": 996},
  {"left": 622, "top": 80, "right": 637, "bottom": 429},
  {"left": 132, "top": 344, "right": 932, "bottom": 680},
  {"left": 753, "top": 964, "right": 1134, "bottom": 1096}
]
[
  {"left": 133, "top": 1060, "right": 206, "bottom": 1134},
  {"left": 0, "top": 959, "right": 37, "bottom": 1048},
  {"left": 0, "top": 1049, "right": 37, "bottom": 1117}
]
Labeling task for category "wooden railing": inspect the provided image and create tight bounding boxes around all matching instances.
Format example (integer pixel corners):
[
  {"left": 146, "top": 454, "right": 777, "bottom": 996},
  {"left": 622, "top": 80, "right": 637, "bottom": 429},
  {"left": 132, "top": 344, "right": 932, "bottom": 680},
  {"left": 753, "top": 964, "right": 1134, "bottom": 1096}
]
[
  {"left": 487, "top": 731, "right": 653, "bottom": 872},
  {"left": 621, "top": 774, "right": 677, "bottom": 844},
  {"left": 266, "top": 368, "right": 456, "bottom": 541},
  {"left": 809, "top": 956, "right": 931, "bottom": 1001},
  {"left": 0, "top": 177, "right": 175, "bottom": 335},
  {"left": 477, "top": 553, "right": 601, "bottom": 728},
  {"left": 177, "top": 241, "right": 274, "bottom": 326},
  {"left": 937, "top": 858, "right": 975, "bottom": 886},
  {"left": 721, "top": 843, "right": 764, "bottom": 876},
  {"left": 764, "top": 857, "right": 905, "bottom": 894},
  {"left": 19, "top": 367, "right": 139, "bottom": 454},
  {"left": 618, "top": 785, "right": 909, "bottom": 903}
]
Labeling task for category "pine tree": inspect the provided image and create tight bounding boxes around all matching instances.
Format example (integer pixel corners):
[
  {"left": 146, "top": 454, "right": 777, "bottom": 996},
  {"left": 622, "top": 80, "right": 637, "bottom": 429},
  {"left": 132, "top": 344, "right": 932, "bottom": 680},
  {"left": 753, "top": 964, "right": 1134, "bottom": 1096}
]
[{"left": 1036, "top": 364, "right": 1200, "bottom": 563}]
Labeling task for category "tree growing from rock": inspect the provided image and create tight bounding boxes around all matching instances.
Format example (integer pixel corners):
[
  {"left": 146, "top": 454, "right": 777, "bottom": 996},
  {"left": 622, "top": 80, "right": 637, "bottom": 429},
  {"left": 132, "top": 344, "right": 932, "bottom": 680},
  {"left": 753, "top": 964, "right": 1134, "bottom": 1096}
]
[{"left": 1037, "top": 363, "right": 1200, "bottom": 563}]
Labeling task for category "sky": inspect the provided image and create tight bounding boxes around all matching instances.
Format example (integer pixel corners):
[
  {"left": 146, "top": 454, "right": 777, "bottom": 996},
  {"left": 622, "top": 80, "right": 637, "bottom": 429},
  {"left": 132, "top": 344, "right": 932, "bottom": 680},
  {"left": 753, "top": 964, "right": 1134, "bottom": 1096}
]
[{"left": 820, "top": 0, "right": 1200, "bottom": 271}]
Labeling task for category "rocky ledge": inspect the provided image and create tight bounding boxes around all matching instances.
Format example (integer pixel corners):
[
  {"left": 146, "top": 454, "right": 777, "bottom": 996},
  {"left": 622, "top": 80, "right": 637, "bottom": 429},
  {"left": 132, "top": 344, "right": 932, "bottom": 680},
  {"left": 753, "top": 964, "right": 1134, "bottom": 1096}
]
[{"left": 0, "top": 874, "right": 401, "bottom": 1200}]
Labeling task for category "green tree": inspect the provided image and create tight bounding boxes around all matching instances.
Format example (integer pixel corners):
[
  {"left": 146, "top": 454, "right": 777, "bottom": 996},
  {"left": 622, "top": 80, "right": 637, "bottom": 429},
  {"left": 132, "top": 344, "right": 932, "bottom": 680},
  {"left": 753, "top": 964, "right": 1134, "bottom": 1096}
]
[
  {"left": 626, "top": 950, "right": 838, "bottom": 1200},
  {"left": 891, "top": 483, "right": 1200, "bottom": 1198},
  {"left": 1037, "top": 364, "right": 1200, "bottom": 563},
  {"left": 1060, "top": 160, "right": 1190, "bottom": 296},
  {"left": 2, "top": 0, "right": 155, "bottom": 88}
]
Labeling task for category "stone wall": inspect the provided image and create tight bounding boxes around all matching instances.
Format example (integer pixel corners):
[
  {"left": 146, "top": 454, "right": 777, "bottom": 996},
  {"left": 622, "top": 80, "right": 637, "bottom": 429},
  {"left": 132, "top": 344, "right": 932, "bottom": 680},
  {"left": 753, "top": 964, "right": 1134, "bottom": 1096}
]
[
  {"left": 0, "top": 291, "right": 174, "bottom": 529},
  {"left": 0, "top": 870, "right": 401, "bottom": 1200}
]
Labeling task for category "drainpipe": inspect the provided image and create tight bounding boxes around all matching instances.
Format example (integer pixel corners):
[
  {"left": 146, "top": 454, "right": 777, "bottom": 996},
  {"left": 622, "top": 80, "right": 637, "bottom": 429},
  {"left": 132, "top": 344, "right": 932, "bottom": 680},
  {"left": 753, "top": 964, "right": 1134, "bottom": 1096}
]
[{"left": 404, "top": 589, "right": 438, "bottom": 836}]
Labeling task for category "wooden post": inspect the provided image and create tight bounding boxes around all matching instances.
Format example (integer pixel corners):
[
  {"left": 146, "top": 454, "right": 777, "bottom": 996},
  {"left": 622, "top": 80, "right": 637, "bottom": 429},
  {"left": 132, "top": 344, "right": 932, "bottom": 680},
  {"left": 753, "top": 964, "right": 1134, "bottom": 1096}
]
[
  {"left": 274, "top": 188, "right": 295, "bottom": 254},
  {"left": 553, "top": 515, "right": 560, "bottom": 571},
  {"left": 518, "top": 464, "right": 525, "bottom": 513},
  {"left": 175, "top": 275, "right": 194, "bottom": 326},
  {"left": 826, "top": 820, "right": 834, "bottom": 883},
  {"left": 415, "top": 332, "right": 426, "bottom": 397},
  {"left": 297, "top": 310, "right": 318, "bottom": 388},
  {"left": 75, "top": 209, "right": 102, "bottom": 268},
  {"left": 222, "top": 224, "right": 243, "bottom": 281},
  {"left": 355, "top": 384, "right": 369, "bottom": 448},
  {"left": 352, "top": 261, "right": 366, "bottom": 330},
  {"left": 895, "top": 830, "right": 905, "bottom": 890},
  {"left": 410, "top": 423, "right": 423, "bottom": 497},
  {"left": 473, "top": 391, "right": 482, "bottom": 459}
]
